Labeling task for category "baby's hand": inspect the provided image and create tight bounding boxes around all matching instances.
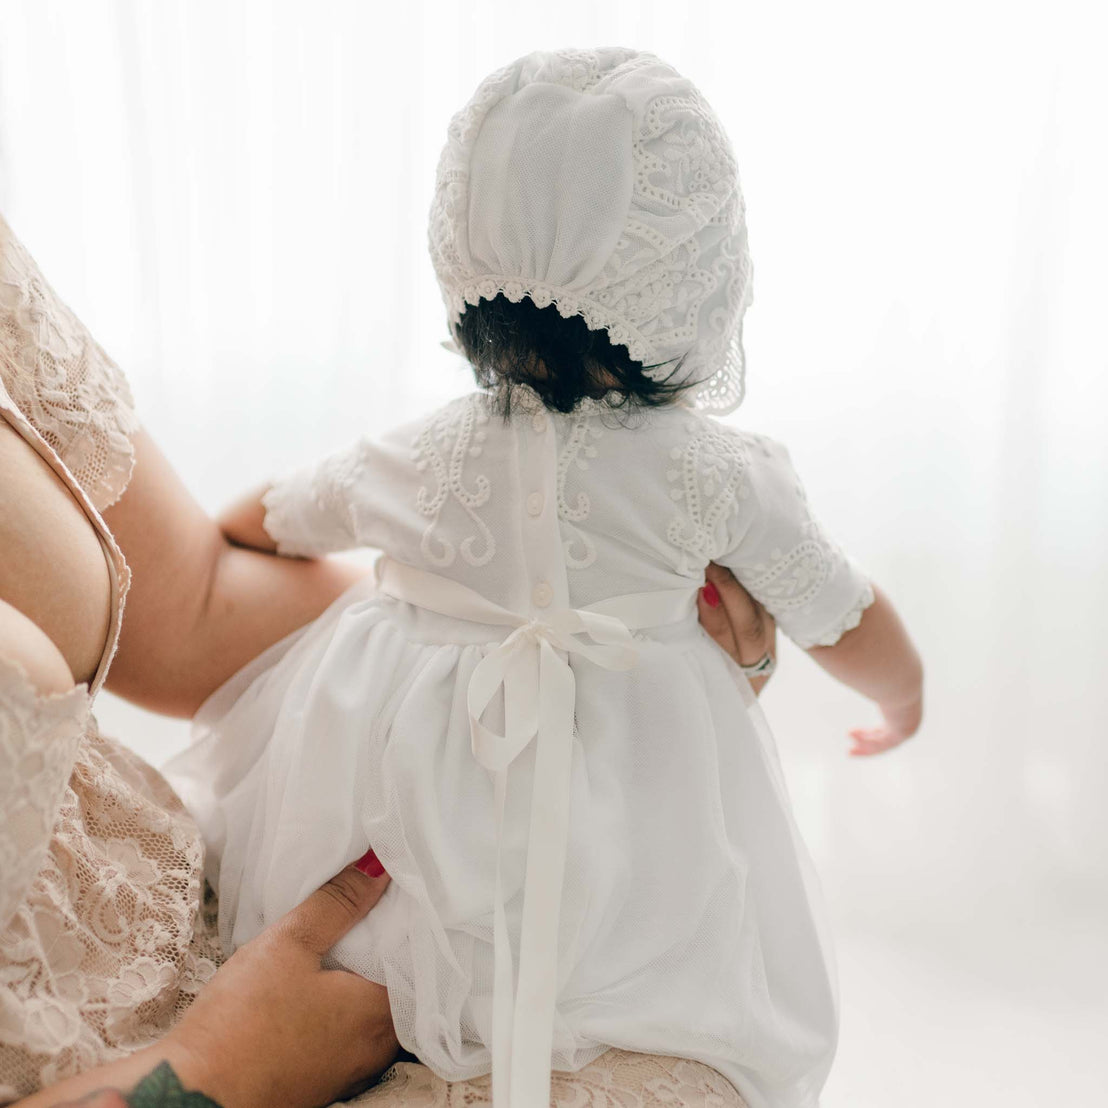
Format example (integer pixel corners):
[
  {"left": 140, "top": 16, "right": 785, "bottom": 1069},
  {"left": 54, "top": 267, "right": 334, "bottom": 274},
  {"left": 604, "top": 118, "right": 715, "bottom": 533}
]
[{"left": 848, "top": 696, "right": 922, "bottom": 757}]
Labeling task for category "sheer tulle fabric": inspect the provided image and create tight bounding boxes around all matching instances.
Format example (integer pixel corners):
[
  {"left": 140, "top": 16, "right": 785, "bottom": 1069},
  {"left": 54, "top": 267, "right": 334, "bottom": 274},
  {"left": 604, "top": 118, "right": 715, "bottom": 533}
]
[{"left": 174, "top": 593, "right": 835, "bottom": 1108}]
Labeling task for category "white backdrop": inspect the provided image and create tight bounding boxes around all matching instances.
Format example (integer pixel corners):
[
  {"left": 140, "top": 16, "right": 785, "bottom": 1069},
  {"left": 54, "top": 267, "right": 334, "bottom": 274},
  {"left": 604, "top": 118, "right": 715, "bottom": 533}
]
[{"left": 2, "top": 2, "right": 1105, "bottom": 1105}]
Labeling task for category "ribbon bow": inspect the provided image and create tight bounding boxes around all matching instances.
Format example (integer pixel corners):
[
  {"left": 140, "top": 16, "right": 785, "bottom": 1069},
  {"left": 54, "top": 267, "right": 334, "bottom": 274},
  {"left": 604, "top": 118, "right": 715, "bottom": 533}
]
[
  {"left": 376, "top": 558, "right": 694, "bottom": 1108},
  {"left": 467, "top": 607, "right": 640, "bottom": 773}
]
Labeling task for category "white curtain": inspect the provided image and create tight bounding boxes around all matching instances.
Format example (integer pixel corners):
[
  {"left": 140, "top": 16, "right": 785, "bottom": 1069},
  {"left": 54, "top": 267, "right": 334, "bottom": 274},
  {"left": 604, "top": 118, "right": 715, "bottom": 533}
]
[{"left": 2, "top": 3, "right": 1105, "bottom": 1104}]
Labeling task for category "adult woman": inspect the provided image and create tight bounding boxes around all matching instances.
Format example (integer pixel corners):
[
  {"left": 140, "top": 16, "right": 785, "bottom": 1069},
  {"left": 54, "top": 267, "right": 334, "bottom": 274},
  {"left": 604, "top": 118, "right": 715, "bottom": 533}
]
[{"left": 0, "top": 214, "right": 774, "bottom": 1107}]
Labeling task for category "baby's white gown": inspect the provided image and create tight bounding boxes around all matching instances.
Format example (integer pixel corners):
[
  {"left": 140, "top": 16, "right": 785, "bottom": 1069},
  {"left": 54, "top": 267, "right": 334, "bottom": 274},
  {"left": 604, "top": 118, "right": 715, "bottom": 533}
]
[{"left": 166, "top": 388, "right": 873, "bottom": 1108}]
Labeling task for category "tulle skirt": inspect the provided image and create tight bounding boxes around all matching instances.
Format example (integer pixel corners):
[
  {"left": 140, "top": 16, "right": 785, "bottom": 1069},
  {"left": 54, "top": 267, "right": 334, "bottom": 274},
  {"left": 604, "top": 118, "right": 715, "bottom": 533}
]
[{"left": 165, "top": 578, "right": 837, "bottom": 1108}]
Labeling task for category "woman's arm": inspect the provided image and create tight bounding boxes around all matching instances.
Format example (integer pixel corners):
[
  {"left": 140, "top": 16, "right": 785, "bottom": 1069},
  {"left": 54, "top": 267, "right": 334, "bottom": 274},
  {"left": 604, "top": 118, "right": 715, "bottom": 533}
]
[
  {"left": 219, "top": 485, "right": 278, "bottom": 553},
  {"left": 807, "top": 583, "right": 923, "bottom": 755},
  {"left": 15, "top": 860, "right": 398, "bottom": 1108},
  {"left": 102, "top": 430, "right": 366, "bottom": 717}
]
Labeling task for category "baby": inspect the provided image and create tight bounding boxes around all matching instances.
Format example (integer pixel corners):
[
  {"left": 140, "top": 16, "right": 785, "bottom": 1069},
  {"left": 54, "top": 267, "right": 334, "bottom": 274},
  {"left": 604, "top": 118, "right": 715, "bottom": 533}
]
[{"left": 167, "top": 48, "right": 922, "bottom": 1108}]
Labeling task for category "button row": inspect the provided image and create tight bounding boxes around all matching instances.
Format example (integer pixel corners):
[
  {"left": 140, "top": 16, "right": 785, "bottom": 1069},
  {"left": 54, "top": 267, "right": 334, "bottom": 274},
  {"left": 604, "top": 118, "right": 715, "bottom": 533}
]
[{"left": 528, "top": 405, "right": 550, "bottom": 609}]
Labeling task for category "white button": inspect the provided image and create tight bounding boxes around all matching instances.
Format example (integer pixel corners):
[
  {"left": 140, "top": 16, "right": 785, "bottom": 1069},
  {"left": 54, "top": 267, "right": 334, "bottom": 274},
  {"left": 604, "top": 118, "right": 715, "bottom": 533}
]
[
  {"left": 526, "top": 491, "right": 544, "bottom": 517},
  {"left": 532, "top": 581, "right": 553, "bottom": 608},
  {"left": 531, "top": 411, "right": 548, "bottom": 434}
]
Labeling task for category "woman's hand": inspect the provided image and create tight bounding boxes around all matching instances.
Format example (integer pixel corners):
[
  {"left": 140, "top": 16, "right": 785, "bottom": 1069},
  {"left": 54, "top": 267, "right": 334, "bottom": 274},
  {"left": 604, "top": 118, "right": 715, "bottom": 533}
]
[
  {"left": 167, "top": 853, "right": 399, "bottom": 1108},
  {"left": 696, "top": 563, "right": 777, "bottom": 694},
  {"left": 16, "top": 855, "right": 399, "bottom": 1108}
]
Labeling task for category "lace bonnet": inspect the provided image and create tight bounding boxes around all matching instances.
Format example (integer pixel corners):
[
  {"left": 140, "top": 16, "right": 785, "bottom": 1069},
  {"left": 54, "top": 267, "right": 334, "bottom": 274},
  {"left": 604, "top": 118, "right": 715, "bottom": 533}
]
[{"left": 428, "top": 47, "right": 754, "bottom": 415}]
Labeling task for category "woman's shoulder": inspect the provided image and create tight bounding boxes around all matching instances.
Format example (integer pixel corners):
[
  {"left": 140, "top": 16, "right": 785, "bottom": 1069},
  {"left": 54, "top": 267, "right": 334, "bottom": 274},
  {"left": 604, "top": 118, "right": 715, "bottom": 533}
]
[{"left": 0, "top": 214, "right": 139, "bottom": 511}]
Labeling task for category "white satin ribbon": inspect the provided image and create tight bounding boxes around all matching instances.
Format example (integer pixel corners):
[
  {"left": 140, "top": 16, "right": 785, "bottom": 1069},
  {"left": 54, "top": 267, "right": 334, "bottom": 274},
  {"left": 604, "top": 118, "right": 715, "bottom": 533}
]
[{"left": 376, "top": 557, "right": 695, "bottom": 1108}]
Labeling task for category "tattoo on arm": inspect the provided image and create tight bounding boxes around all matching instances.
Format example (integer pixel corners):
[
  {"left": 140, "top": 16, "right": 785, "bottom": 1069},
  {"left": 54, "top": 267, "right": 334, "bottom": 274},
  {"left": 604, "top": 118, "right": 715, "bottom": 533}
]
[{"left": 52, "top": 1062, "right": 223, "bottom": 1108}]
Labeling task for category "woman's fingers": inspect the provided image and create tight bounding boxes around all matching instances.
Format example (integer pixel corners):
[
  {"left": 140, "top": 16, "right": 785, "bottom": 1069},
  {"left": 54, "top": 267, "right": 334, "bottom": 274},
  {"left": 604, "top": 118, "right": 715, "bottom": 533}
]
[
  {"left": 697, "top": 583, "right": 740, "bottom": 658},
  {"left": 700, "top": 563, "right": 777, "bottom": 694},
  {"left": 276, "top": 853, "right": 391, "bottom": 959},
  {"left": 705, "top": 563, "right": 775, "bottom": 667}
]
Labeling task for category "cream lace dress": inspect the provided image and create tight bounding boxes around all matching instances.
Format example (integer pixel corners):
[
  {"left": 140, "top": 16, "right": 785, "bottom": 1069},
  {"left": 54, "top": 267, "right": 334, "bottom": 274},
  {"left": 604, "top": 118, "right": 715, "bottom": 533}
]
[
  {"left": 0, "top": 215, "right": 747, "bottom": 1108},
  {"left": 0, "top": 215, "right": 222, "bottom": 1102}
]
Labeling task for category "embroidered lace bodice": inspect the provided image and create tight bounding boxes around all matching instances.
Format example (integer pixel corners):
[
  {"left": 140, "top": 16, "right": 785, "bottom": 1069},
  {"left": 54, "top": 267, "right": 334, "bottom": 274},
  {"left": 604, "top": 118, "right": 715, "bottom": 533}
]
[
  {"left": 0, "top": 215, "right": 219, "bottom": 1102},
  {"left": 263, "top": 390, "right": 873, "bottom": 649}
]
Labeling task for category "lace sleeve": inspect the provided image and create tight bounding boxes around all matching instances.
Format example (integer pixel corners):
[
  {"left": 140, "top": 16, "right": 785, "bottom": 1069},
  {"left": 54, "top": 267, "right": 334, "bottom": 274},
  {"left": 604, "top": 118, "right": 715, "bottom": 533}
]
[
  {"left": 262, "top": 406, "right": 439, "bottom": 559},
  {"left": 262, "top": 436, "right": 382, "bottom": 558},
  {"left": 0, "top": 216, "right": 139, "bottom": 511},
  {"left": 720, "top": 433, "right": 875, "bottom": 649},
  {"left": 0, "top": 658, "right": 89, "bottom": 934}
]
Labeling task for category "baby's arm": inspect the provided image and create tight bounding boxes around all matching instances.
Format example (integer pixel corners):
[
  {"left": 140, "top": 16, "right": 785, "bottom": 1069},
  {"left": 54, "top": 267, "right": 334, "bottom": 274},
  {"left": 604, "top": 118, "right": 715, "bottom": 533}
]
[
  {"left": 220, "top": 435, "right": 383, "bottom": 559},
  {"left": 718, "top": 430, "right": 923, "bottom": 755},
  {"left": 806, "top": 584, "right": 923, "bottom": 756},
  {"left": 219, "top": 485, "right": 278, "bottom": 553}
]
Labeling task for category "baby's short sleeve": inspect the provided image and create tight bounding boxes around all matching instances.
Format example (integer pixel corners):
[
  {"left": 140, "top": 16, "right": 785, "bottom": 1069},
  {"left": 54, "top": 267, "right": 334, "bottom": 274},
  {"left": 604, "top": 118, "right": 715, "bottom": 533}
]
[
  {"left": 718, "top": 433, "right": 874, "bottom": 649},
  {"left": 261, "top": 427, "right": 412, "bottom": 558},
  {"left": 262, "top": 438, "right": 370, "bottom": 557}
]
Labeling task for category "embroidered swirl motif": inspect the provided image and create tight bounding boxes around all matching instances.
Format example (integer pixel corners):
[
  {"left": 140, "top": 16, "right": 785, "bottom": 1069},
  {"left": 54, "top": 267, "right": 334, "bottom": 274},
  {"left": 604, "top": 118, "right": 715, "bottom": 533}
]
[
  {"left": 556, "top": 410, "right": 603, "bottom": 569},
  {"left": 666, "top": 420, "right": 747, "bottom": 572},
  {"left": 741, "top": 433, "right": 836, "bottom": 618},
  {"left": 285, "top": 440, "right": 372, "bottom": 549},
  {"left": 746, "top": 538, "right": 831, "bottom": 612},
  {"left": 413, "top": 395, "right": 495, "bottom": 568}
]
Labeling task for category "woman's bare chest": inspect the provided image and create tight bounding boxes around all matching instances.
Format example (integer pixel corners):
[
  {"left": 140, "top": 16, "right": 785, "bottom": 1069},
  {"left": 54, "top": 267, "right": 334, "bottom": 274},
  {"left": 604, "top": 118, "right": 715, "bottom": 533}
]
[{"left": 0, "top": 419, "right": 111, "bottom": 685}]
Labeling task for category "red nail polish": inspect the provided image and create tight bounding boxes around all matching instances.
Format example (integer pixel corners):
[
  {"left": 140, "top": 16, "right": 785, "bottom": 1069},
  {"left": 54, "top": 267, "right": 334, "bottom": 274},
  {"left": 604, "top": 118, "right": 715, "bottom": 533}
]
[
  {"left": 702, "top": 582, "right": 721, "bottom": 608},
  {"left": 354, "top": 848, "right": 386, "bottom": 878}
]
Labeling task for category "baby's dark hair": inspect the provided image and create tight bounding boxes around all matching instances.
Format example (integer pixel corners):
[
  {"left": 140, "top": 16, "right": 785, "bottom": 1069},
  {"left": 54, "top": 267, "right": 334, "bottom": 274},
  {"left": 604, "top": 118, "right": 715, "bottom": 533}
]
[{"left": 452, "top": 294, "right": 697, "bottom": 416}]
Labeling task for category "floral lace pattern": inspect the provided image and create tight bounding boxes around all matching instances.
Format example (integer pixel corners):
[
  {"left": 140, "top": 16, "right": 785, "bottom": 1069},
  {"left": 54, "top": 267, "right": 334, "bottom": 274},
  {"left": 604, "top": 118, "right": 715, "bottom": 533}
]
[
  {"left": 0, "top": 663, "right": 221, "bottom": 1101},
  {"left": 413, "top": 394, "right": 495, "bottom": 568},
  {"left": 0, "top": 216, "right": 138, "bottom": 511},
  {"left": 353, "top": 1049, "right": 748, "bottom": 1108},
  {"left": 428, "top": 49, "right": 753, "bottom": 416},
  {"left": 0, "top": 659, "right": 90, "bottom": 937}
]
